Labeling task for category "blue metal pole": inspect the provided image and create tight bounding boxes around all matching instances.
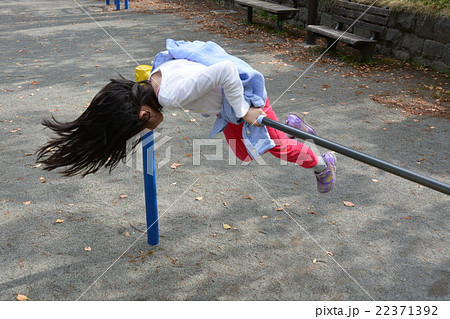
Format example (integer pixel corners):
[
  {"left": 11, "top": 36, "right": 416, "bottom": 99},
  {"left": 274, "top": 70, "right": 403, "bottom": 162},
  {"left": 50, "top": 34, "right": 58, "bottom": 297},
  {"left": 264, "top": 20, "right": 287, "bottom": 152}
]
[
  {"left": 115, "top": 0, "right": 120, "bottom": 10},
  {"left": 142, "top": 131, "right": 159, "bottom": 245},
  {"left": 106, "top": 0, "right": 110, "bottom": 5},
  {"left": 125, "top": 0, "right": 129, "bottom": 10}
]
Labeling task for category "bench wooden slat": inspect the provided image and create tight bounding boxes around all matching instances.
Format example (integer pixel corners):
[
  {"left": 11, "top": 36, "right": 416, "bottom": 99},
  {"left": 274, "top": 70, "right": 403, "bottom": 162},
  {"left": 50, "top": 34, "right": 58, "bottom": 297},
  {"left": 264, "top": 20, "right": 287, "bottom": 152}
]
[
  {"left": 235, "top": 0, "right": 298, "bottom": 14},
  {"left": 306, "top": 25, "right": 377, "bottom": 45},
  {"left": 334, "top": 7, "right": 389, "bottom": 26},
  {"left": 339, "top": 0, "right": 389, "bottom": 17},
  {"left": 333, "top": 15, "right": 386, "bottom": 34}
]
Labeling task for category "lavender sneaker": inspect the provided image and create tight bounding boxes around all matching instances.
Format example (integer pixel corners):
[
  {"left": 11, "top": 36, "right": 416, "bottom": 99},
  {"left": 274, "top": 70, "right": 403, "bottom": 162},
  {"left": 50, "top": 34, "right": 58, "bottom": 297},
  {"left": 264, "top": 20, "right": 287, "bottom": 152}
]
[
  {"left": 315, "top": 152, "right": 337, "bottom": 193},
  {"left": 285, "top": 113, "right": 317, "bottom": 138}
]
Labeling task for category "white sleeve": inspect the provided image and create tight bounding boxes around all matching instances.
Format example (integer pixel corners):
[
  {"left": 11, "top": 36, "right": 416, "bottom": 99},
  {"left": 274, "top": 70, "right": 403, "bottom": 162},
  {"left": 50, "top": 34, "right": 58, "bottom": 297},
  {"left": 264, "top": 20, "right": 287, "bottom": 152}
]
[{"left": 163, "top": 60, "right": 250, "bottom": 118}]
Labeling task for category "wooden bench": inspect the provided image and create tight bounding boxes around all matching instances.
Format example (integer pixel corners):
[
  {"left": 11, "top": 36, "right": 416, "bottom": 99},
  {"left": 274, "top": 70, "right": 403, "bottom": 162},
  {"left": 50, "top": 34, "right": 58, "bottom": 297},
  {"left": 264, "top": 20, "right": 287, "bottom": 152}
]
[
  {"left": 235, "top": 0, "right": 299, "bottom": 31},
  {"left": 306, "top": 0, "right": 389, "bottom": 61}
]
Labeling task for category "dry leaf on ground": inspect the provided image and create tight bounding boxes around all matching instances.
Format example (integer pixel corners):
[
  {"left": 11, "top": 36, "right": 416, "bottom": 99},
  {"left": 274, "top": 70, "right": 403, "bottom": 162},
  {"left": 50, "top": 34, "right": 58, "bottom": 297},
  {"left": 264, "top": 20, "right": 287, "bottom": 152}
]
[
  {"left": 170, "top": 163, "right": 182, "bottom": 169},
  {"left": 222, "top": 223, "right": 231, "bottom": 230},
  {"left": 16, "top": 294, "right": 29, "bottom": 301},
  {"left": 55, "top": 219, "right": 64, "bottom": 223},
  {"left": 84, "top": 247, "right": 91, "bottom": 252},
  {"left": 343, "top": 201, "right": 356, "bottom": 207}
]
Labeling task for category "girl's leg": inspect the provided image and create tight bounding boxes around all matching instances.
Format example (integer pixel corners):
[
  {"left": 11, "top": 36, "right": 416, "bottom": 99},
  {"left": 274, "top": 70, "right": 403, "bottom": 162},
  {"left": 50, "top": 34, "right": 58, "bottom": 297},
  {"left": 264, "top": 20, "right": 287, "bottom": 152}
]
[
  {"left": 223, "top": 121, "right": 253, "bottom": 162},
  {"left": 263, "top": 100, "right": 336, "bottom": 193},
  {"left": 262, "top": 100, "right": 319, "bottom": 168},
  {"left": 223, "top": 99, "right": 319, "bottom": 168},
  {"left": 222, "top": 99, "right": 336, "bottom": 193}
]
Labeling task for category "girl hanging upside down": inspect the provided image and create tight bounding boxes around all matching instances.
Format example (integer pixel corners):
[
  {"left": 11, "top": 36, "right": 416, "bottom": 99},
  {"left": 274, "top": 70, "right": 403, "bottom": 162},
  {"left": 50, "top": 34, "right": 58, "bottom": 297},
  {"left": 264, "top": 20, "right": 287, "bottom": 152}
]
[{"left": 37, "top": 40, "right": 336, "bottom": 193}]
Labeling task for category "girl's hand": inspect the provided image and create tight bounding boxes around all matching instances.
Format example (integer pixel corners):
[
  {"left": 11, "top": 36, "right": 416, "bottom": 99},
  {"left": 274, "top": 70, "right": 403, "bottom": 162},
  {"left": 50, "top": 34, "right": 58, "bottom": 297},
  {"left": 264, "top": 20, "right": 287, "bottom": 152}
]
[{"left": 243, "top": 106, "right": 266, "bottom": 127}]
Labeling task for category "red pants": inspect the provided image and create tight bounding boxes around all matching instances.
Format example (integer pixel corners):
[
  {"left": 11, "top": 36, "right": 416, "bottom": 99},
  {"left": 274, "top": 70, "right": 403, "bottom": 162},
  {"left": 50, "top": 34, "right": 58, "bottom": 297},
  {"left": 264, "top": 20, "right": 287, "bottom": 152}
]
[{"left": 223, "top": 99, "right": 319, "bottom": 168}]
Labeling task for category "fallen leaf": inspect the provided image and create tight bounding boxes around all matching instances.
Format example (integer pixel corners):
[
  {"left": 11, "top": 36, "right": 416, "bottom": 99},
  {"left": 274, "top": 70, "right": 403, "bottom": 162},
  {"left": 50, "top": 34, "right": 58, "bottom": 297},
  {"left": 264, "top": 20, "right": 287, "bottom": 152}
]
[
  {"left": 93, "top": 65, "right": 100, "bottom": 67},
  {"left": 326, "top": 251, "right": 334, "bottom": 256},
  {"left": 55, "top": 219, "right": 64, "bottom": 223},
  {"left": 32, "top": 163, "right": 42, "bottom": 168},
  {"left": 244, "top": 196, "right": 254, "bottom": 200},
  {"left": 222, "top": 201, "right": 228, "bottom": 207},
  {"left": 10, "top": 128, "right": 21, "bottom": 133},
  {"left": 31, "top": 80, "right": 38, "bottom": 85},
  {"left": 301, "top": 112, "right": 309, "bottom": 115},
  {"left": 312, "top": 258, "right": 317, "bottom": 264},
  {"left": 405, "top": 217, "right": 412, "bottom": 220},
  {"left": 124, "top": 231, "right": 130, "bottom": 237},
  {"left": 170, "top": 163, "right": 182, "bottom": 169},
  {"left": 119, "top": 194, "right": 128, "bottom": 199},
  {"left": 284, "top": 203, "right": 290, "bottom": 207},
  {"left": 16, "top": 294, "right": 29, "bottom": 301},
  {"left": 23, "top": 201, "right": 31, "bottom": 205},
  {"left": 195, "top": 196, "right": 203, "bottom": 201},
  {"left": 168, "top": 255, "right": 178, "bottom": 264},
  {"left": 343, "top": 201, "right": 355, "bottom": 207},
  {"left": 371, "top": 179, "right": 380, "bottom": 183},
  {"left": 84, "top": 247, "right": 91, "bottom": 252},
  {"left": 262, "top": 215, "right": 268, "bottom": 219},
  {"left": 276, "top": 207, "right": 283, "bottom": 211},
  {"left": 222, "top": 223, "right": 231, "bottom": 230},
  {"left": 39, "top": 177, "right": 46, "bottom": 183},
  {"left": 188, "top": 119, "right": 196, "bottom": 122}
]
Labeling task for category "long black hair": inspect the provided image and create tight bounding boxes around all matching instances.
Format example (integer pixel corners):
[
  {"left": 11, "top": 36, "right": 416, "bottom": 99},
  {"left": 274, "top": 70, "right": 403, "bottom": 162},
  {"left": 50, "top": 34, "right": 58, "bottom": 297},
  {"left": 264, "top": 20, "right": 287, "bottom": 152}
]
[{"left": 36, "top": 78, "right": 162, "bottom": 176}]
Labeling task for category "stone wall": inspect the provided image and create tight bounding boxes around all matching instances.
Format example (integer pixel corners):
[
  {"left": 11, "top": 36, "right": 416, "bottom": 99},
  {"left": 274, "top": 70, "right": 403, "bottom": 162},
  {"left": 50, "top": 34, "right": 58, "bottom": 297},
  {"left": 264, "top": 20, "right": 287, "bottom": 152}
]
[{"left": 219, "top": 0, "right": 449, "bottom": 72}]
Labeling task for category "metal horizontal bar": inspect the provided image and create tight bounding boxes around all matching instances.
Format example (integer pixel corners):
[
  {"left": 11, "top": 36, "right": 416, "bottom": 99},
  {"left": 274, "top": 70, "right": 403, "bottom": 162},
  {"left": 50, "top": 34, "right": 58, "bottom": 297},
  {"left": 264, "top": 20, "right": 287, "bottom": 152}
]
[{"left": 261, "top": 117, "right": 450, "bottom": 195}]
